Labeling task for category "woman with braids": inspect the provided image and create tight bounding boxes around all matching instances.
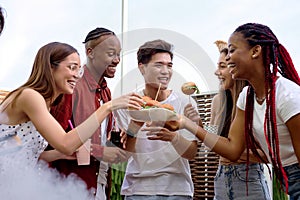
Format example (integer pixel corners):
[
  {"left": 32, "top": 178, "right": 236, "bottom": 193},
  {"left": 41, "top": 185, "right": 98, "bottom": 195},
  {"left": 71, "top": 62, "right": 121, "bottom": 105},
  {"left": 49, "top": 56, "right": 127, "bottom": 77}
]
[
  {"left": 144, "top": 23, "right": 300, "bottom": 199},
  {"left": 210, "top": 40, "right": 270, "bottom": 200}
]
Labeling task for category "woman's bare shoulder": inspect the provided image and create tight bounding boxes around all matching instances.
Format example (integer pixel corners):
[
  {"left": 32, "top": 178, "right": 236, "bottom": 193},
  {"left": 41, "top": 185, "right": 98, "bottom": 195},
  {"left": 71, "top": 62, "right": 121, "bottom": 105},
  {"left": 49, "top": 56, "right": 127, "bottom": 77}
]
[
  {"left": 212, "top": 93, "right": 221, "bottom": 102},
  {"left": 18, "top": 88, "right": 44, "bottom": 100},
  {"left": 17, "top": 88, "right": 47, "bottom": 110}
]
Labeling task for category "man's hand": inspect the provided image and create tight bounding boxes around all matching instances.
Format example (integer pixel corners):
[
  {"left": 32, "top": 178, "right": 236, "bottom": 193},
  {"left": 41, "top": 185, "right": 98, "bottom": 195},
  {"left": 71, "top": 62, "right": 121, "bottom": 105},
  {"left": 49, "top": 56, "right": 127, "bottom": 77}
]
[
  {"left": 102, "top": 146, "right": 128, "bottom": 163},
  {"left": 144, "top": 126, "right": 177, "bottom": 142}
]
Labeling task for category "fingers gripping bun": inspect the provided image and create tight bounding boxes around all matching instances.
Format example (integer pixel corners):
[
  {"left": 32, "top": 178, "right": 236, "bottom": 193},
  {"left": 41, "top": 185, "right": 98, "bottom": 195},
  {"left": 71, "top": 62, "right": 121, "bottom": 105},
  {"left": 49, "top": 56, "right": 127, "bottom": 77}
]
[
  {"left": 128, "top": 96, "right": 153, "bottom": 110},
  {"left": 181, "top": 82, "right": 199, "bottom": 95}
]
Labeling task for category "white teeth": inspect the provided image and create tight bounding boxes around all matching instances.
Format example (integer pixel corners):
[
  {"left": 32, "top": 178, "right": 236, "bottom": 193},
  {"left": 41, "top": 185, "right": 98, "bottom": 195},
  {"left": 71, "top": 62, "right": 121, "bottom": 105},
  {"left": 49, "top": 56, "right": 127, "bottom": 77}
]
[
  {"left": 68, "top": 81, "right": 76, "bottom": 87},
  {"left": 227, "top": 64, "right": 235, "bottom": 68},
  {"left": 158, "top": 78, "right": 168, "bottom": 81}
]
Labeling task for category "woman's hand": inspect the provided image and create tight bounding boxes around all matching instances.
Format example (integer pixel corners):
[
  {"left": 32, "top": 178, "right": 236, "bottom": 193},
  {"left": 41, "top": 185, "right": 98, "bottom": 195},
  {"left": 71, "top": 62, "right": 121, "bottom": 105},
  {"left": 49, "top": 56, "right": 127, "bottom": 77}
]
[
  {"left": 110, "top": 93, "right": 143, "bottom": 111},
  {"left": 184, "top": 103, "right": 203, "bottom": 127},
  {"left": 163, "top": 114, "right": 190, "bottom": 131}
]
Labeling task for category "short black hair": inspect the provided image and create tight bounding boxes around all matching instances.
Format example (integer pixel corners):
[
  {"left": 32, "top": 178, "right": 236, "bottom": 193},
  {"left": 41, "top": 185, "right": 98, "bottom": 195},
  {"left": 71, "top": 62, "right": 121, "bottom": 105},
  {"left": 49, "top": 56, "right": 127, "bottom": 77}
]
[
  {"left": 137, "top": 39, "right": 173, "bottom": 64},
  {"left": 83, "top": 27, "right": 115, "bottom": 43}
]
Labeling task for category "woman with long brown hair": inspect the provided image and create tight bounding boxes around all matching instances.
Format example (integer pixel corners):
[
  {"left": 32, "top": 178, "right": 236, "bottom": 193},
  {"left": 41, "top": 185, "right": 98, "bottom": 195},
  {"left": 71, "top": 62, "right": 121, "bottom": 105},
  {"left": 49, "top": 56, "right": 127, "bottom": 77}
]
[{"left": 0, "top": 42, "right": 142, "bottom": 166}]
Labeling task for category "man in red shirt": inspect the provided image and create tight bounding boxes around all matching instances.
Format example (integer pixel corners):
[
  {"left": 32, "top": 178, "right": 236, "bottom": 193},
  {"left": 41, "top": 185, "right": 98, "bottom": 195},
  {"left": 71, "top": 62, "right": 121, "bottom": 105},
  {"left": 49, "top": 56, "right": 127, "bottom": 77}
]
[{"left": 44, "top": 27, "right": 127, "bottom": 200}]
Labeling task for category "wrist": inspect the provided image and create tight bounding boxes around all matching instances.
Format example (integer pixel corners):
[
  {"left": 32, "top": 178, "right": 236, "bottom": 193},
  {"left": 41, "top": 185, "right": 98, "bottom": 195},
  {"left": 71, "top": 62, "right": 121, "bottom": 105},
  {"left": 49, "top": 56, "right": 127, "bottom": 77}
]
[
  {"left": 126, "top": 129, "right": 137, "bottom": 138},
  {"left": 104, "top": 101, "right": 113, "bottom": 112},
  {"left": 184, "top": 117, "right": 198, "bottom": 135},
  {"left": 180, "top": 116, "right": 188, "bottom": 129},
  {"left": 171, "top": 132, "right": 179, "bottom": 145},
  {"left": 90, "top": 144, "right": 104, "bottom": 158}
]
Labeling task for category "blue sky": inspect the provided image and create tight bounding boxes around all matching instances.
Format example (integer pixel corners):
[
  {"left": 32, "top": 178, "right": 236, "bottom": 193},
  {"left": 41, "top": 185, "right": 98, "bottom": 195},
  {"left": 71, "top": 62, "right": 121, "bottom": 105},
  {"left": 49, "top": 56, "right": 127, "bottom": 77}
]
[{"left": 1, "top": 0, "right": 299, "bottom": 96}]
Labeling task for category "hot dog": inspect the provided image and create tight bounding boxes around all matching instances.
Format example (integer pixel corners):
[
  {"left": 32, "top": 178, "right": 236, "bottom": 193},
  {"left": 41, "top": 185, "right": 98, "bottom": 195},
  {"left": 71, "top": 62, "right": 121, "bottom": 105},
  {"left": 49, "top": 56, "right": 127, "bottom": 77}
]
[{"left": 142, "top": 96, "right": 174, "bottom": 111}]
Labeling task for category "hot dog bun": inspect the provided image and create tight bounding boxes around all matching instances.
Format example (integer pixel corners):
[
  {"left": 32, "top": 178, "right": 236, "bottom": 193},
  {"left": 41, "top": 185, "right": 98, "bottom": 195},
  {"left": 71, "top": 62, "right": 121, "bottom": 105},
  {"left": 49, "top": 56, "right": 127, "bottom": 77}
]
[
  {"left": 160, "top": 103, "right": 174, "bottom": 111},
  {"left": 145, "top": 99, "right": 161, "bottom": 107},
  {"left": 142, "top": 96, "right": 153, "bottom": 102},
  {"left": 141, "top": 96, "right": 175, "bottom": 111}
]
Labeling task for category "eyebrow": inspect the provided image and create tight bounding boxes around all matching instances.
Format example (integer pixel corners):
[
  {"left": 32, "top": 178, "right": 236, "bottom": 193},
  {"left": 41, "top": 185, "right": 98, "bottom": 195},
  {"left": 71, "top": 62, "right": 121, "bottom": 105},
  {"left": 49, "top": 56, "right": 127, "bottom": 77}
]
[
  {"left": 106, "top": 47, "right": 121, "bottom": 52},
  {"left": 106, "top": 47, "right": 117, "bottom": 51},
  {"left": 154, "top": 61, "right": 173, "bottom": 65},
  {"left": 67, "top": 62, "right": 80, "bottom": 66}
]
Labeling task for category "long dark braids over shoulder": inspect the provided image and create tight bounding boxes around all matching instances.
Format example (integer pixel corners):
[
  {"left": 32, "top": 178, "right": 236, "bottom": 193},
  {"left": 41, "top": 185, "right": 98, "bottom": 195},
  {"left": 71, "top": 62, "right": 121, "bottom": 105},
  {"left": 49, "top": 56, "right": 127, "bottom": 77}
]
[{"left": 234, "top": 23, "right": 300, "bottom": 192}]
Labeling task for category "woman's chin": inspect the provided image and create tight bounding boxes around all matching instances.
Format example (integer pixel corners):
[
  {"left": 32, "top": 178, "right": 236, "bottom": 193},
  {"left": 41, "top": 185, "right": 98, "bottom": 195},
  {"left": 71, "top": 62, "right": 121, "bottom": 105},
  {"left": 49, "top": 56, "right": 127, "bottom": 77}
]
[{"left": 64, "top": 88, "right": 74, "bottom": 94}]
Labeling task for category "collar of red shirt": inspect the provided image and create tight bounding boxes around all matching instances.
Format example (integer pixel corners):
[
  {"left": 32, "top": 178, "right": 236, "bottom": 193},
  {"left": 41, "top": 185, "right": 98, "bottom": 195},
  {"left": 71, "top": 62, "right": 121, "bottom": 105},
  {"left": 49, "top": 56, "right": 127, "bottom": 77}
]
[{"left": 82, "top": 65, "right": 108, "bottom": 92}]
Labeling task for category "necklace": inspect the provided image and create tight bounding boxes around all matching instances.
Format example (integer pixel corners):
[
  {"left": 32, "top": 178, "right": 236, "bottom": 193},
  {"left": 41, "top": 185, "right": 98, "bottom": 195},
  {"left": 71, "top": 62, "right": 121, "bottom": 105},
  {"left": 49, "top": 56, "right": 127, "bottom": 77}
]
[
  {"left": 255, "top": 96, "right": 266, "bottom": 102},
  {"left": 255, "top": 89, "right": 270, "bottom": 102}
]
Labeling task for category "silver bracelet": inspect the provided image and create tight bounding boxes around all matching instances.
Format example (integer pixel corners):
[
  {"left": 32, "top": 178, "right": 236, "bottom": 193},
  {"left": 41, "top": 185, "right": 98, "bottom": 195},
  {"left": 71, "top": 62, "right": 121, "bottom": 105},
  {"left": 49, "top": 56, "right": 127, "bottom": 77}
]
[{"left": 203, "top": 125, "right": 219, "bottom": 134}]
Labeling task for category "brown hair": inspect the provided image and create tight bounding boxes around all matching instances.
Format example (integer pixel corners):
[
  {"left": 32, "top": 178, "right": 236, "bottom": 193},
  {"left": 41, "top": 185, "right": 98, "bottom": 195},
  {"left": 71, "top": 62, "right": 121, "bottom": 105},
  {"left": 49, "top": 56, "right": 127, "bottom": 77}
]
[
  {"left": 214, "top": 40, "right": 248, "bottom": 137},
  {"left": 137, "top": 39, "right": 173, "bottom": 64},
  {"left": 1, "top": 42, "right": 79, "bottom": 107}
]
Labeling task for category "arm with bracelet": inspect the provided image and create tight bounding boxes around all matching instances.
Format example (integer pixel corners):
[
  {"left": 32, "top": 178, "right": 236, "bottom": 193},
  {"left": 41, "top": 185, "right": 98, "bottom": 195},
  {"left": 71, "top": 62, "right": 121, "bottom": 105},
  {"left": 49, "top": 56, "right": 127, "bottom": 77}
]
[{"left": 125, "top": 120, "right": 144, "bottom": 152}]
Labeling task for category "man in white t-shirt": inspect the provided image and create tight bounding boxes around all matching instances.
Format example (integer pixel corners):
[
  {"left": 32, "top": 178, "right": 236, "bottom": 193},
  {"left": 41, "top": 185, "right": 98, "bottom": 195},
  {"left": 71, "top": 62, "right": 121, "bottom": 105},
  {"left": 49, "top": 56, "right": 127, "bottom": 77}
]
[{"left": 114, "top": 39, "right": 201, "bottom": 200}]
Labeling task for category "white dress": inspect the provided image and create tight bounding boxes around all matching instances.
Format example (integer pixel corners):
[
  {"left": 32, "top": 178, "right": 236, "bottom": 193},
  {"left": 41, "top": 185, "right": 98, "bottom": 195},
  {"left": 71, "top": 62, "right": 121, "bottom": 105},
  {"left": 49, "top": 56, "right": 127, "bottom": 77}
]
[
  {"left": 0, "top": 121, "right": 48, "bottom": 166},
  {"left": 0, "top": 121, "right": 94, "bottom": 199}
]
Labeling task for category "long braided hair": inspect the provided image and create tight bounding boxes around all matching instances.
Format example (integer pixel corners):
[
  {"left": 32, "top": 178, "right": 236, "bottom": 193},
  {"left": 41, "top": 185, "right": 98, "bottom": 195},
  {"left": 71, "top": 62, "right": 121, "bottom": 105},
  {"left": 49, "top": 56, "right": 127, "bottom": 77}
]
[{"left": 234, "top": 23, "right": 300, "bottom": 191}]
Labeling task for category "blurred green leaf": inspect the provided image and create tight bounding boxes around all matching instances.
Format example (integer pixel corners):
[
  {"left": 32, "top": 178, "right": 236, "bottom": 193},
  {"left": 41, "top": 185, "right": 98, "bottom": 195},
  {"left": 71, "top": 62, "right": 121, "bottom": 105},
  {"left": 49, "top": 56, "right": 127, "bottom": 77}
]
[{"left": 110, "top": 162, "right": 127, "bottom": 200}]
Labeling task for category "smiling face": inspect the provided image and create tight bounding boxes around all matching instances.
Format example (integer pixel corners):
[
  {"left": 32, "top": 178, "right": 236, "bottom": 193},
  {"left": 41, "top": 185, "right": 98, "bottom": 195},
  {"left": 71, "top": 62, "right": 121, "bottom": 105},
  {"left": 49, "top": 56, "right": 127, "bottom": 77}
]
[
  {"left": 227, "top": 32, "right": 255, "bottom": 81},
  {"left": 52, "top": 52, "right": 81, "bottom": 94},
  {"left": 139, "top": 52, "right": 173, "bottom": 90},
  {"left": 86, "top": 35, "right": 121, "bottom": 80},
  {"left": 215, "top": 51, "right": 234, "bottom": 90}
]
